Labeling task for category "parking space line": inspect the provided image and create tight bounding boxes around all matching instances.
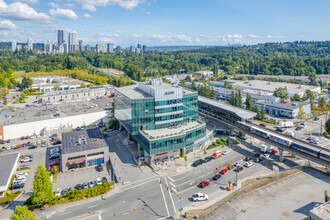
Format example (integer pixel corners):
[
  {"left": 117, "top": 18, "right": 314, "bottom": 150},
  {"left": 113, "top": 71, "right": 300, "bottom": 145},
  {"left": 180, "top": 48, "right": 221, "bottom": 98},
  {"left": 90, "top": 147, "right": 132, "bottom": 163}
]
[{"left": 168, "top": 177, "right": 174, "bottom": 182}]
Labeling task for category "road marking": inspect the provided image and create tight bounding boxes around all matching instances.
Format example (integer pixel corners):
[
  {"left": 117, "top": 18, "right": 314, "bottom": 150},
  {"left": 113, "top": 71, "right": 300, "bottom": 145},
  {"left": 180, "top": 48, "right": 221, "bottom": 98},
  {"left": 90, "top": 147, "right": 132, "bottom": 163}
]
[
  {"left": 98, "top": 214, "right": 102, "bottom": 220},
  {"left": 58, "top": 212, "right": 71, "bottom": 216},
  {"left": 165, "top": 177, "right": 177, "bottom": 213},
  {"left": 122, "top": 175, "right": 157, "bottom": 187},
  {"left": 47, "top": 212, "right": 56, "bottom": 218},
  {"left": 177, "top": 179, "right": 194, "bottom": 186},
  {"left": 159, "top": 178, "right": 170, "bottom": 217},
  {"left": 225, "top": 177, "right": 231, "bottom": 180},
  {"left": 170, "top": 182, "right": 176, "bottom": 188},
  {"left": 168, "top": 177, "right": 174, "bottom": 182},
  {"left": 119, "top": 178, "right": 159, "bottom": 193},
  {"left": 88, "top": 205, "right": 98, "bottom": 209},
  {"left": 211, "top": 184, "right": 218, "bottom": 188}
]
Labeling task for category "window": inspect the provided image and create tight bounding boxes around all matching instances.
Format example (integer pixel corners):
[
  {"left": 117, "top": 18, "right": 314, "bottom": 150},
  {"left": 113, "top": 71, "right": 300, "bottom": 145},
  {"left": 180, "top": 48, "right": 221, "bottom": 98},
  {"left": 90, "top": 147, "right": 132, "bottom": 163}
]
[
  {"left": 68, "top": 155, "right": 85, "bottom": 160},
  {"left": 87, "top": 152, "right": 104, "bottom": 157}
]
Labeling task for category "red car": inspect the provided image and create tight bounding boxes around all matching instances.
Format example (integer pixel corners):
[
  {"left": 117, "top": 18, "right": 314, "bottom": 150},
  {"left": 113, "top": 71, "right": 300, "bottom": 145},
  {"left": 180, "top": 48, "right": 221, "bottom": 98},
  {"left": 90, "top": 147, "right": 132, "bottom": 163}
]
[
  {"left": 271, "top": 149, "right": 278, "bottom": 154},
  {"left": 49, "top": 162, "right": 58, "bottom": 166},
  {"left": 220, "top": 168, "right": 228, "bottom": 175},
  {"left": 22, "top": 143, "right": 27, "bottom": 147},
  {"left": 199, "top": 181, "right": 210, "bottom": 188}
]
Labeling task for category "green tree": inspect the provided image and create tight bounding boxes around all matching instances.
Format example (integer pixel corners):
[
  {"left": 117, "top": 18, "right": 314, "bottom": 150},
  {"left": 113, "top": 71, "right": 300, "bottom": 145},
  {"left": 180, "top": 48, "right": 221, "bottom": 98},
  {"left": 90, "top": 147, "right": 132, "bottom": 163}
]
[
  {"left": 260, "top": 106, "right": 266, "bottom": 121},
  {"left": 298, "top": 105, "right": 305, "bottom": 121},
  {"left": 326, "top": 118, "right": 330, "bottom": 133},
  {"left": 308, "top": 72, "right": 318, "bottom": 86},
  {"left": 245, "top": 93, "right": 254, "bottom": 111},
  {"left": 10, "top": 205, "right": 36, "bottom": 220},
  {"left": 53, "top": 84, "right": 60, "bottom": 91},
  {"left": 224, "top": 81, "right": 233, "bottom": 89},
  {"left": 290, "top": 93, "right": 301, "bottom": 102},
  {"left": 80, "top": 82, "right": 87, "bottom": 88},
  {"left": 305, "top": 89, "right": 315, "bottom": 101},
  {"left": 236, "top": 90, "right": 242, "bottom": 108},
  {"left": 273, "top": 87, "right": 288, "bottom": 102},
  {"left": 191, "top": 81, "right": 197, "bottom": 90},
  {"left": 31, "top": 164, "right": 54, "bottom": 207},
  {"left": 20, "top": 77, "right": 33, "bottom": 90}
]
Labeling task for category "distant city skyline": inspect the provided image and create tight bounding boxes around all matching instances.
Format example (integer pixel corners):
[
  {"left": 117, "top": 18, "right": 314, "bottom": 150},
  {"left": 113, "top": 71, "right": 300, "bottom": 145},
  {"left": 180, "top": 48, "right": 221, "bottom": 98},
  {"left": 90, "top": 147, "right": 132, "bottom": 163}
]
[{"left": 0, "top": 0, "right": 329, "bottom": 46}]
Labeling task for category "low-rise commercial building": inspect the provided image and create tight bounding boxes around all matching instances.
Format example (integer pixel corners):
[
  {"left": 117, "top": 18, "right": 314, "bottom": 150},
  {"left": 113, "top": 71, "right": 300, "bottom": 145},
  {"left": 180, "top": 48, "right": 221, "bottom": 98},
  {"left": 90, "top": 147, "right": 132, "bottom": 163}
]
[
  {"left": 60, "top": 128, "right": 109, "bottom": 172},
  {"left": 254, "top": 101, "right": 311, "bottom": 118},
  {"left": 0, "top": 101, "right": 110, "bottom": 140},
  {"left": 37, "top": 86, "right": 113, "bottom": 104},
  {"left": 115, "top": 79, "right": 207, "bottom": 165},
  {"left": 194, "top": 71, "right": 213, "bottom": 78},
  {"left": 212, "top": 80, "right": 321, "bottom": 97},
  {"left": 0, "top": 153, "right": 20, "bottom": 197},
  {"left": 310, "top": 201, "right": 330, "bottom": 220}
]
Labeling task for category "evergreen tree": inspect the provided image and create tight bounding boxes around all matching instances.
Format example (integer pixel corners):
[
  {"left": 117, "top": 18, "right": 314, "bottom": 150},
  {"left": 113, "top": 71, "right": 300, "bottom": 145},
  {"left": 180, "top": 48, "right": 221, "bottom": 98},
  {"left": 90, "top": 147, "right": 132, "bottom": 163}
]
[
  {"left": 31, "top": 164, "right": 54, "bottom": 207},
  {"left": 10, "top": 205, "right": 36, "bottom": 220},
  {"left": 191, "top": 81, "right": 197, "bottom": 90},
  {"left": 261, "top": 106, "right": 266, "bottom": 121},
  {"left": 236, "top": 90, "right": 243, "bottom": 108},
  {"left": 245, "top": 93, "right": 254, "bottom": 111},
  {"left": 298, "top": 105, "right": 306, "bottom": 121}
]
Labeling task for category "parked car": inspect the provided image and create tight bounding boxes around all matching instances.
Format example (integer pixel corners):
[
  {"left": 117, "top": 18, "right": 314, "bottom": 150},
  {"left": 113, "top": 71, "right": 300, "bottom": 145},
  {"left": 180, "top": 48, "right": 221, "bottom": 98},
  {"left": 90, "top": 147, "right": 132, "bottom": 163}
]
[
  {"left": 271, "top": 149, "right": 278, "bottom": 154},
  {"left": 199, "top": 181, "right": 210, "bottom": 188},
  {"left": 28, "top": 145, "right": 37, "bottom": 150},
  {"left": 203, "top": 156, "right": 213, "bottom": 163},
  {"left": 192, "top": 193, "right": 208, "bottom": 202},
  {"left": 83, "top": 182, "right": 89, "bottom": 189},
  {"left": 48, "top": 162, "right": 59, "bottom": 167},
  {"left": 254, "top": 158, "right": 263, "bottom": 163},
  {"left": 11, "top": 183, "right": 25, "bottom": 190},
  {"left": 192, "top": 159, "right": 204, "bottom": 167},
  {"left": 55, "top": 188, "right": 61, "bottom": 197},
  {"left": 259, "top": 123, "right": 266, "bottom": 127},
  {"left": 20, "top": 157, "right": 32, "bottom": 163},
  {"left": 263, "top": 154, "right": 270, "bottom": 158},
  {"left": 16, "top": 172, "right": 28, "bottom": 177},
  {"left": 50, "top": 147, "right": 60, "bottom": 154},
  {"left": 235, "top": 161, "right": 242, "bottom": 167},
  {"left": 314, "top": 117, "right": 320, "bottom": 121},
  {"left": 75, "top": 184, "right": 83, "bottom": 190},
  {"left": 61, "top": 188, "right": 69, "bottom": 195},
  {"left": 96, "top": 164, "right": 103, "bottom": 172},
  {"left": 20, "top": 164, "right": 30, "bottom": 169},
  {"left": 244, "top": 156, "right": 252, "bottom": 161},
  {"left": 102, "top": 177, "right": 108, "bottom": 183},
  {"left": 52, "top": 140, "right": 61, "bottom": 145},
  {"left": 220, "top": 168, "right": 228, "bottom": 175},
  {"left": 49, "top": 154, "right": 60, "bottom": 160},
  {"left": 89, "top": 181, "right": 95, "bottom": 188},
  {"left": 244, "top": 161, "right": 253, "bottom": 167},
  {"left": 212, "top": 151, "right": 222, "bottom": 159},
  {"left": 96, "top": 178, "right": 102, "bottom": 185},
  {"left": 212, "top": 174, "right": 221, "bottom": 181},
  {"left": 223, "top": 150, "right": 230, "bottom": 155},
  {"left": 254, "top": 153, "right": 261, "bottom": 158},
  {"left": 234, "top": 166, "right": 244, "bottom": 172}
]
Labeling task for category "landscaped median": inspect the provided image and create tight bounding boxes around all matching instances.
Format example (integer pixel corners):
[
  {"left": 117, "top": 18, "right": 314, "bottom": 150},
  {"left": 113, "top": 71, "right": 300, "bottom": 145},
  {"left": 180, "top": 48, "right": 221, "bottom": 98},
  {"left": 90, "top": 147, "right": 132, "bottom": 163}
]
[{"left": 24, "top": 182, "right": 112, "bottom": 210}]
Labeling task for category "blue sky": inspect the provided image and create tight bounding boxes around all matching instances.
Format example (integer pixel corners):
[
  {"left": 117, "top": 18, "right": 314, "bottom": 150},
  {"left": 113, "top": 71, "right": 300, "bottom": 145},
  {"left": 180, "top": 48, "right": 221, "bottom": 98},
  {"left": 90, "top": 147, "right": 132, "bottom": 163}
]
[{"left": 0, "top": 0, "right": 329, "bottom": 46}]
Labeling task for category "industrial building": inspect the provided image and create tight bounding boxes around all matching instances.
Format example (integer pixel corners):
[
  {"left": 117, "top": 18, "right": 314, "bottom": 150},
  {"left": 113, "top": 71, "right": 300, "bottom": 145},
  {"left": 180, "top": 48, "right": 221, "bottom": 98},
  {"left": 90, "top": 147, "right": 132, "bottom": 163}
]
[
  {"left": 60, "top": 128, "right": 109, "bottom": 172},
  {"left": 37, "top": 86, "right": 113, "bottom": 104},
  {"left": 0, "top": 102, "right": 110, "bottom": 140},
  {"left": 115, "top": 79, "right": 207, "bottom": 164},
  {"left": 212, "top": 80, "right": 321, "bottom": 97},
  {"left": 309, "top": 201, "right": 330, "bottom": 220},
  {"left": 24, "top": 76, "right": 87, "bottom": 93},
  {"left": 0, "top": 153, "right": 20, "bottom": 197},
  {"left": 254, "top": 101, "right": 311, "bottom": 118}
]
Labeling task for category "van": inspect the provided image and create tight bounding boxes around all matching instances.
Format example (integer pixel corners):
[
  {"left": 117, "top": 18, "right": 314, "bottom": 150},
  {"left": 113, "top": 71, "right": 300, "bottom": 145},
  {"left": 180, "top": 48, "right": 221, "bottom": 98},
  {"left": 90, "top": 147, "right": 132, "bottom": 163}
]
[{"left": 212, "top": 151, "right": 222, "bottom": 159}]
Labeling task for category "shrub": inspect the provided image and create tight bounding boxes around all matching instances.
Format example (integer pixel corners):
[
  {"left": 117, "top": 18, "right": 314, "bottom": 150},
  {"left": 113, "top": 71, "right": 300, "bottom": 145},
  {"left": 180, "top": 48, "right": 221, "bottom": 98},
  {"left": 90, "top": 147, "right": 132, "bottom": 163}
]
[{"left": 216, "top": 139, "right": 222, "bottom": 144}]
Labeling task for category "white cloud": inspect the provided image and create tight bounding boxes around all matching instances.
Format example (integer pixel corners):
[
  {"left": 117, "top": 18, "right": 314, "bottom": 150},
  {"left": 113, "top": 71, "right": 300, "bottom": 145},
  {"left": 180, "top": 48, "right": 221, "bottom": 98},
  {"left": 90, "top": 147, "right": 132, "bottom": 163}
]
[
  {"left": 49, "top": 2, "right": 60, "bottom": 8},
  {"left": 75, "top": 0, "right": 145, "bottom": 10},
  {"left": 146, "top": 11, "right": 150, "bottom": 15},
  {"left": 199, "top": 34, "right": 209, "bottom": 38},
  {"left": 0, "top": 0, "right": 50, "bottom": 21},
  {"left": 266, "top": 35, "right": 273, "bottom": 38},
  {"left": 50, "top": 2, "right": 74, "bottom": 9},
  {"left": 49, "top": 8, "right": 78, "bottom": 20},
  {"left": 82, "top": 4, "right": 96, "bottom": 12},
  {"left": 0, "top": 20, "right": 17, "bottom": 30},
  {"left": 83, "top": 13, "right": 93, "bottom": 18},
  {"left": 247, "top": 34, "right": 259, "bottom": 39},
  {"left": 219, "top": 34, "right": 243, "bottom": 42},
  {"left": 13, "top": 0, "right": 39, "bottom": 4}
]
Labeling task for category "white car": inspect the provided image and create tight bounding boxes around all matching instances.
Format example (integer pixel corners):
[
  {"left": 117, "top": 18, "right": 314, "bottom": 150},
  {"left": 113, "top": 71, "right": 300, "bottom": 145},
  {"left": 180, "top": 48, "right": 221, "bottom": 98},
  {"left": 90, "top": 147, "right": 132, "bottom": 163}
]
[
  {"left": 6, "top": 146, "right": 11, "bottom": 150},
  {"left": 36, "top": 140, "right": 41, "bottom": 144},
  {"left": 89, "top": 180, "right": 95, "bottom": 188},
  {"left": 17, "top": 172, "right": 28, "bottom": 177},
  {"left": 223, "top": 150, "right": 230, "bottom": 155},
  {"left": 20, "top": 157, "right": 32, "bottom": 163},
  {"left": 235, "top": 161, "right": 242, "bottom": 167},
  {"left": 15, "top": 176, "right": 26, "bottom": 182},
  {"left": 55, "top": 188, "right": 61, "bottom": 197},
  {"left": 30, "top": 136, "right": 34, "bottom": 139},
  {"left": 50, "top": 148, "right": 60, "bottom": 154},
  {"left": 192, "top": 193, "right": 208, "bottom": 202},
  {"left": 263, "top": 154, "right": 270, "bottom": 158},
  {"left": 244, "top": 161, "right": 253, "bottom": 167},
  {"left": 36, "top": 134, "right": 41, "bottom": 138},
  {"left": 96, "top": 178, "right": 102, "bottom": 185}
]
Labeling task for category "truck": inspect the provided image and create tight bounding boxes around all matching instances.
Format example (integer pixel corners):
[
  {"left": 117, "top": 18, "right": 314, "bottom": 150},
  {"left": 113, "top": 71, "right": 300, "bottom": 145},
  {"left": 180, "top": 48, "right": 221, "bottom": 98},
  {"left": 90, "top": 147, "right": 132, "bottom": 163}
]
[
  {"left": 212, "top": 151, "right": 222, "bottom": 159},
  {"left": 278, "top": 121, "right": 294, "bottom": 128},
  {"left": 260, "top": 144, "right": 271, "bottom": 153}
]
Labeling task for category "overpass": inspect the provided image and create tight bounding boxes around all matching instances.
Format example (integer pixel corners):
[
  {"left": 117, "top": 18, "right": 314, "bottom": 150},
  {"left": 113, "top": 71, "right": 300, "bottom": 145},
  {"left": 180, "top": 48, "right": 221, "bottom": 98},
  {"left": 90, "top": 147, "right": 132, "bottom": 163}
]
[{"left": 198, "top": 96, "right": 330, "bottom": 168}]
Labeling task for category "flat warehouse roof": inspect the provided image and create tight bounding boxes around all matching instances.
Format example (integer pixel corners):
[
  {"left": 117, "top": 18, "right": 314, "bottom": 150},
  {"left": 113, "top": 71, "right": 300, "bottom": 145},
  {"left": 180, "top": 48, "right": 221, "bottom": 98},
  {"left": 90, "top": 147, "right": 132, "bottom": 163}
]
[
  {"left": 0, "top": 153, "right": 19, "bottom": 188},
  {"left": 61, "top": 128, "right": 108, "bottom": 155},
  {"left": 198, "top": 96, "right": 257, "bottom": 119}
]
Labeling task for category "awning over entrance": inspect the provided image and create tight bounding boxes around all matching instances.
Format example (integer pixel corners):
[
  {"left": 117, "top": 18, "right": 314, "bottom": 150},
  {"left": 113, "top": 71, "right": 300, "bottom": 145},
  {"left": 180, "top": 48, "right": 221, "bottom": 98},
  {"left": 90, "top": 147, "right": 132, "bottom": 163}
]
[{"left": 68, "top": 159, "right": 85, "bottom": 165}]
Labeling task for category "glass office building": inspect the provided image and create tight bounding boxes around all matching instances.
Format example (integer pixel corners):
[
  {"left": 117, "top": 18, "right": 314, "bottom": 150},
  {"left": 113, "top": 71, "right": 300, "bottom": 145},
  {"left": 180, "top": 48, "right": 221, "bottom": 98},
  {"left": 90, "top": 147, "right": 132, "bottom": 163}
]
[{"left": 115, "top": 79, "right": 206, "bottom": 164}]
